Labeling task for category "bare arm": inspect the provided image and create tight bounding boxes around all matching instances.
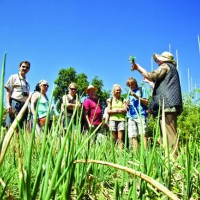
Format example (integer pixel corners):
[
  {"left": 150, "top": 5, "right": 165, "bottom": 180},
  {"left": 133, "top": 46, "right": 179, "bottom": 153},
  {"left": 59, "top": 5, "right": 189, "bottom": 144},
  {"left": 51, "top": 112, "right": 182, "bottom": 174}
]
[
  {"left": 30, "top": 92, "right": 39, "bottom": 117},
  {"left": 122, "top": 101, "right": 128, "bottom": 113},
  {"left": 107, "top": 100, "right": 127, "bottom": 114},
  {"left": 132, "top": 63, "right": 169, "bottom": 83},
  {"left": 61, "top": 95, "right": 66, "bottom": 112},
  {"left": 62, "top": 95, "right": 80, "bottom": 111},
  {"left": 131, "top": 63, "right": 153, "bottom": 82},
  {"left": 130, "top": 91, "right": 149, "bottom": 106},
  {"left": 103, "top": 108, "right": 110, "bottom": 124},
  {"left": 84, "top": 109, "right": 91, "bottom": 127},
  {"left": 5, "top": 89, "right": 12, "bottom": 114}
]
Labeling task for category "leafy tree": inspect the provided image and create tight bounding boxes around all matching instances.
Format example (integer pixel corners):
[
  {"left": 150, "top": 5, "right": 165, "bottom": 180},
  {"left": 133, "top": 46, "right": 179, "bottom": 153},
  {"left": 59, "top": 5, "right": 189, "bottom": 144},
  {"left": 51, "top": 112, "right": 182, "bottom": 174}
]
[
  {"left": 76, "top": 73, "right": 89, "bottom": 97},
  {"left": 53, "top": 68, "right": 110, "bottom": 113},
  {"left": 91, "top": 76, "right": 110, "bottom": 111},
  {"left": 178, "top": 91, "right": 200, "bottom": 143}
]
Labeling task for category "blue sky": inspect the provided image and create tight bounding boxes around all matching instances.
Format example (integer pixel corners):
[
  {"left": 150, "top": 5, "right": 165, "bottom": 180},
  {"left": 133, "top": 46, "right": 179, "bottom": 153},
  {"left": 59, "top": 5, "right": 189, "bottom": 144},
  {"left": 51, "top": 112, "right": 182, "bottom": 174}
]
[{"left": 1, "top": 0, "right": 200, "bottom": 103}]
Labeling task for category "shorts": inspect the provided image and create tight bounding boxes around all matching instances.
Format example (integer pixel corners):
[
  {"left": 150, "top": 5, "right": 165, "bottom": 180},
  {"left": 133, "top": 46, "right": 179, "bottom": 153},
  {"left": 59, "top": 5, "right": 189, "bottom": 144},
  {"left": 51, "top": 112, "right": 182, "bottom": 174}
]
[
  {"left": 128, "top": 118, "right": 146, "bottom": 138},
  {"left": 109, "top": 120, "right": 125, "bottom": 132}
]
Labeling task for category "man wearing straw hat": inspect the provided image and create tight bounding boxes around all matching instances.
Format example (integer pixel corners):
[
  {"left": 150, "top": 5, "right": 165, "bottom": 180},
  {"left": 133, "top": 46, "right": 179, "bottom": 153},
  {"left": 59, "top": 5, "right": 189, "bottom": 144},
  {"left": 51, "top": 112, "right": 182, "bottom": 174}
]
[
  {"left": 5, "top": 60, "right": 31, "bottom": 129},
  {"left": 130, "top": 52, "right": 182, "bottom": 153}
]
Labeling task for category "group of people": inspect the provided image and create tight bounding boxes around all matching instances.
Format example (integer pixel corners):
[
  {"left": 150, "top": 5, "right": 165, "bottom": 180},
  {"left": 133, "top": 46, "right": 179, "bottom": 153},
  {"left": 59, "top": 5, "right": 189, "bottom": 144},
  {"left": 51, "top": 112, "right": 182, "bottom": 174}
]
[
  {"left": 5, "top": 61, "right": 51, "bottom": 133},
  {"left": 5, "top": 51, "right": 183, "bottom": 153},
  {"left": 59, "top": 51, "right": 182, "bottom": 153}
]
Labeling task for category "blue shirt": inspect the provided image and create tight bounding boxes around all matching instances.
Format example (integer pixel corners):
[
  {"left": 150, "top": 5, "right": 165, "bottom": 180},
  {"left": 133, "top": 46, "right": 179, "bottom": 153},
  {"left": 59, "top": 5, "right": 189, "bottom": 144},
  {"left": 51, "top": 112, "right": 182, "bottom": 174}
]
[{"left": 127, "top": 87, "right": 148, "bottom": 119}]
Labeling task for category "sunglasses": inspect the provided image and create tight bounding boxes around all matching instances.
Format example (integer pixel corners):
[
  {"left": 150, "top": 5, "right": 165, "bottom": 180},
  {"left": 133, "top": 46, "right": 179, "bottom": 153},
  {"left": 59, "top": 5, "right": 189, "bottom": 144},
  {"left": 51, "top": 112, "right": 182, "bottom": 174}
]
[
  {"left": 70, "top": 88, "right": 77, "bottom": 91},
  {"left": 21, "top": 65, "right": 30, "bottom": 70},
  {"left": 42, "top": 84, "right": 49, "bottom": 87}
]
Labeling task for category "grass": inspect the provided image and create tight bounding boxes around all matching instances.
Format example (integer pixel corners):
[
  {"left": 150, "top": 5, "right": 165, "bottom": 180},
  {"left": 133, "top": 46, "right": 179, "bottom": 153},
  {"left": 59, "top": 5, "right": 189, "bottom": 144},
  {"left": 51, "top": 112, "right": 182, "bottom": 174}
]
[
  {"left": 0, "top": 54, "right": 200, "bottom": 199},
  {"left": 1, "top": 114, "right": 200, "bottom": 199}
]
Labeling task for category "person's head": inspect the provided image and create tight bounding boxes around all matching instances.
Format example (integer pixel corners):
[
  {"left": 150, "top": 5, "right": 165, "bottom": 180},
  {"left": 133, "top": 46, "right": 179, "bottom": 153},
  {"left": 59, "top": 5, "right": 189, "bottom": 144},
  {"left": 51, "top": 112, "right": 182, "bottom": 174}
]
[
  {"left": 35, "top": 80, "right": 49, "bottom": 94},
  {"left": 68, "top": 82, "right": 77, "bottom": 96},
  {"left": 126, "top": 77, "right": 138, "bottom": 90},
  {"left": 153, "top": 52, "right": 177, "bottom": 67},
  {"left": 112, "top": 84, "right": 122, "bottom": 98},
  {"left": 19, "top": 61, "right": 30, "bottom": 76},
  {"left": 85, "top": 85, "right": 98, "bottom": 98}
]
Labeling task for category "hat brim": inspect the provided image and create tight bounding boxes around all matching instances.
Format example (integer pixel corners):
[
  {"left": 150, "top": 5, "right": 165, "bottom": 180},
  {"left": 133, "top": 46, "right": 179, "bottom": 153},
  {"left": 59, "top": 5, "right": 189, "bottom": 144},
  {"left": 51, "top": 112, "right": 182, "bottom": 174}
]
[
  {"left": 153, "top": 53, "right": 177, "bottom": 66},
  {"left": 85, "top": 87, "right": 98, "bottom": 94}
]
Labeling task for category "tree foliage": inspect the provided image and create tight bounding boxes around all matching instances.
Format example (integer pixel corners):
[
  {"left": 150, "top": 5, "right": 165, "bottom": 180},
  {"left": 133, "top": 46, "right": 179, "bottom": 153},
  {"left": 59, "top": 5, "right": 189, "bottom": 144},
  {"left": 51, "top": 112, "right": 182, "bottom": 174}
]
[
  {"left": 178, "top": 92, "right": 200, "bottom": 142},
  {"left": 91, "top": 76, "right": 110, "bottom": 110}
]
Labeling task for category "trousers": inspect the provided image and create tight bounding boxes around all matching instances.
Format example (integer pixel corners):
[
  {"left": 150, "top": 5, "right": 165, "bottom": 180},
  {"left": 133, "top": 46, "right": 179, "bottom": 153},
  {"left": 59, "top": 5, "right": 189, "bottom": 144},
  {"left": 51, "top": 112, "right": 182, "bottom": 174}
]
[
  {"left": 6, "top": 98, "right": 28, "bottom": 128},
  {"left": 160, "top": 112, "right": 178, "bottom": 152}
]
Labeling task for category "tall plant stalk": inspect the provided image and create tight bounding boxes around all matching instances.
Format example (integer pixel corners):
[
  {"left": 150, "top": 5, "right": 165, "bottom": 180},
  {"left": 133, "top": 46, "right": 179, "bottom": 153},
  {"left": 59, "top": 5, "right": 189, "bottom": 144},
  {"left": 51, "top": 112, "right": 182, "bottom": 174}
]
[{"left": 0, "top": 53, "right": 6, "bottom": 129}]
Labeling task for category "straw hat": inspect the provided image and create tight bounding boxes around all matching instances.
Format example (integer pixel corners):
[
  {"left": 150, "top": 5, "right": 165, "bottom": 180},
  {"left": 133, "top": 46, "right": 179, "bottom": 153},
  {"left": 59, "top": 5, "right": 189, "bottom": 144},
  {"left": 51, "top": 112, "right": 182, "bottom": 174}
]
[
  {"left": 85, "top": 85, "right": 98, "bottom": 94},
  {"left": 153, "top": 52, "right": 177, "bottom": 66}
]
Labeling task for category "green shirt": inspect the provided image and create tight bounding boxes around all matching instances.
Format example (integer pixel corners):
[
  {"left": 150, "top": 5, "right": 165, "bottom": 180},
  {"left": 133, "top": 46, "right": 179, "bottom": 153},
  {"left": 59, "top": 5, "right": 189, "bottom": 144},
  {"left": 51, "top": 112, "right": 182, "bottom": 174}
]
[
  {"left": 108, "top": 97, "right": 126, "bottom": 121},
  {"left": 37, "top": 94, "right": 49, "bottom": 119}
]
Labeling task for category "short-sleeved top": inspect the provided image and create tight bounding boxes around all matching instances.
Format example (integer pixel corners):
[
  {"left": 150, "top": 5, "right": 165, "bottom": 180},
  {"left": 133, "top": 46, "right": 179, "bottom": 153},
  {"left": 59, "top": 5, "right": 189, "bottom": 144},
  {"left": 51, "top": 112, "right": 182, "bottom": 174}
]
[
  {"left": 108, "top": 97, "right": 126, "bottom": 121},
  {"left": 127, "top": 87, "right": 148, "bottom": 119},
  {"left": 83, "top": 97, "right": 102, "bottom": 125},
  {"left": 5, "top": 73, "right": 30, "bottom": 102}
]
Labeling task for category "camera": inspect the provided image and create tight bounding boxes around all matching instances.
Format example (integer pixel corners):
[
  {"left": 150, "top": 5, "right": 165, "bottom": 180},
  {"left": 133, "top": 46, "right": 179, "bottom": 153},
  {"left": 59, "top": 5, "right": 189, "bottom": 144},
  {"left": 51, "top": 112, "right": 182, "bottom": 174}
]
[{"left": 22, "top": 92, "right": 28, "bottom": 96}]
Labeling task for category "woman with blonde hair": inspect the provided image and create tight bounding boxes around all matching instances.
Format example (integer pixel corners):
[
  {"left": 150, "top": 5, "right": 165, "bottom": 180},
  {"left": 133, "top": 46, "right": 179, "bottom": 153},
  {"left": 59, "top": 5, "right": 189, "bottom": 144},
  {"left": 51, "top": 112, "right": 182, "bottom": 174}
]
[
  {"left": 107, "top": 84, "right": 127, "bottom": 149},
  {"left": 61, "top": 82, "right": 81, "bottom": 129}
]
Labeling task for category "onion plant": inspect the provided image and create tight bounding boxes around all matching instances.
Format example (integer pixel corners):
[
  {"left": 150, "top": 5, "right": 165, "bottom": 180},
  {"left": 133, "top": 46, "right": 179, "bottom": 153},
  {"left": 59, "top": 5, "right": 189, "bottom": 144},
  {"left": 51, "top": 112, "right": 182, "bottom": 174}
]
[{"left": 0, "top": 55, "right": 200, "bottom": 199}]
